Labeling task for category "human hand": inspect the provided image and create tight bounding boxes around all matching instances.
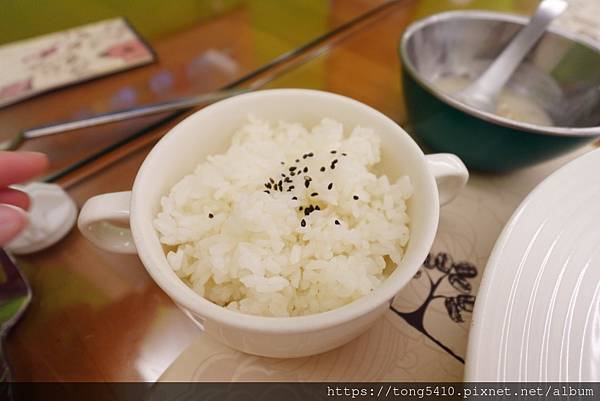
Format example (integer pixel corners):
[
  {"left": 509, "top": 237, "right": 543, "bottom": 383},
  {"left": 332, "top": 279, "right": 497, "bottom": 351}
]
[{"left": 0, "top": 151, "right": 48, "bottom": 245}]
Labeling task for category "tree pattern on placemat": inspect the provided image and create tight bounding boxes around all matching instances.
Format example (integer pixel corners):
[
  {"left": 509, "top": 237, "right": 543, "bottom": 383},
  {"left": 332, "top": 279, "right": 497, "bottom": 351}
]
[{"left": 390, "top": 252, "right": 478, "bottom": 363}]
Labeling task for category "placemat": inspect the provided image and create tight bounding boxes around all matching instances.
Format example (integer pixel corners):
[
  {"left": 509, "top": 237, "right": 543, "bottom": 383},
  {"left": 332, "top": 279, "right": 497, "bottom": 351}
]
[
  {"left": 158, "top": 143, "right": 594, "bottom": 382},
  {"left": 553, "top": 0, "right": 600, "bottom": 42},
  {"left": 159, "top": 0, "right": 600, "bottom": 381}
]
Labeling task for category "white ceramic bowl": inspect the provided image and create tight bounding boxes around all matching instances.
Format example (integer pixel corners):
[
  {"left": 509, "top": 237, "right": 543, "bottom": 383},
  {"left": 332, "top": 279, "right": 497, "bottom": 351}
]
[{"left": 78, "top": 89, "right": 468, "bottom": 358}]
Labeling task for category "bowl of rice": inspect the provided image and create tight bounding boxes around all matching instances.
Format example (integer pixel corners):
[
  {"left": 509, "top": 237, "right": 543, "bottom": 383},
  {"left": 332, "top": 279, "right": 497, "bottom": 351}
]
[{"left": 78, "top": 89, "right": 468, "bottom": 357}]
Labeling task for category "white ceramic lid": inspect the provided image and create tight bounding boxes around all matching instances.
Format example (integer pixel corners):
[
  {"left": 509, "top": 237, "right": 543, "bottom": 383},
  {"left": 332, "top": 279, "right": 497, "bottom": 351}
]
[{"left": 6, "top": 182, "right": 77, "bottom": 255}]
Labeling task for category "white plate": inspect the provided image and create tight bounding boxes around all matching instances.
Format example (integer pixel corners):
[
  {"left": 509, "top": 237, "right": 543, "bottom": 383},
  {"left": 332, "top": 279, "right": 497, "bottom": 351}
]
[{"left": 465, "top": 148, "right": 600, "bottom": 382}]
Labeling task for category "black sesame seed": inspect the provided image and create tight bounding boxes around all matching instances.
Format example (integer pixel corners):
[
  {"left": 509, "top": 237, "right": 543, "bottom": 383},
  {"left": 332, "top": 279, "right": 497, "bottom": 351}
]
[
  {"left": 320, "top": 166, "right": 326, "bottom": 172},
  {"left": 303, "top": 167, "right": 308, "bottom": 173},
  {"left": 281, "top": 161, "right": 285, "bottom": 165},
  {"left": 284, "top": 177, "right": 292, "bottom": 183},
  {"left": 342, "top": 153, "right": 347, "bottom": 156},
  {"left": 290, "top": 171, "right": 296, "bottom": 176},
  {"left": 208, "top": 213, "right": 214, "bottom": 219},
  {"left": 299, "top": 206, "right": 303, "bottom": 211},
  {"left": 289, "top": 185, "right": 295, "bottom": 190},
  {"left": 302, "top": 153, "right": 308, "bottom": 159},
  {"left": 281, "top": 173, "right": 286, "bottom": 178},
  {"left": 292, "top": 196, "right": 297, "bottom": 200},
  {"left": 270, "top": 178, "right": 275, "bottom": 184},
  {"left": 353, "top": 195, "right": 359, "bottom": 200},
  {"left": 304, "top": 180, "right": 310, "bottom": 188},
  {"left": 265, "top": 183, "right": 271, "bottom": 189},
  {"left": 295, "top": 159, "right": 300, "bottom": 163},
  {"left": 315, "top": 205, "right": 320, "bottom": 210},
  {"left": 301, "top": 219, "right": 306, "bottom": 227},
  {"left": 308, "top": 152, "right": 314, "bottom": 157},
  {"left": 327, "top": 182, "right": 333, "bottom": 190},
  {"left": 304, "top": 208, "right": 310, "bottom": 216},
  {"left": 289, "top": 166, "right": 297, "bottom": 171},
  {"left": 311, "top": 192, "right": 318, "bottom": 197},
  {"left": 335, "top": 219, "right": 340, "bottom": 225},
  {"left": 264, "top": 190, "right": 270, "bottom": 194},
  {"left": 330, "top": 150, "right": 337, "bottom": 154}
]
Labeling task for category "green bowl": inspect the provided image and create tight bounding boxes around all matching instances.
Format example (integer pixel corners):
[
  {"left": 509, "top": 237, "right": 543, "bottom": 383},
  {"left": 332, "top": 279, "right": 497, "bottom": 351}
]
[{"left": 399, "top": 11, "right": 600, "bottom": 172}]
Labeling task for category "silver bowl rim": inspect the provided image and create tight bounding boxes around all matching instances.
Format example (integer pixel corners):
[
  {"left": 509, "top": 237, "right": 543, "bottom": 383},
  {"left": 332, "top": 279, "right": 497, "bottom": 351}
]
[{"left": 399, "top": 10, "right": 600, "bottom": 137}]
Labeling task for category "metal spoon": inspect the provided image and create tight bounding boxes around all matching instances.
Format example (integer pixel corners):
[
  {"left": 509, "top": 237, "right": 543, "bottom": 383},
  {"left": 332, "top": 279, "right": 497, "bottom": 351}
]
[
  {"left": 0, "top": 89, "right": 248, "bottom": 151},
  {"left": 456, "top": 0, "right": 568, "bottom": 113}
]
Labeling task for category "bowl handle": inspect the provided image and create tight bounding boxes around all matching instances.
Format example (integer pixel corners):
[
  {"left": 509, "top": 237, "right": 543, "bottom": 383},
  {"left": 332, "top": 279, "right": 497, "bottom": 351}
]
[
  {"left": 425, "top": 154, "right": 469, "bottom": 206},
  {"left": 77, "top": 191, "right": 136, "bottom": 254}
]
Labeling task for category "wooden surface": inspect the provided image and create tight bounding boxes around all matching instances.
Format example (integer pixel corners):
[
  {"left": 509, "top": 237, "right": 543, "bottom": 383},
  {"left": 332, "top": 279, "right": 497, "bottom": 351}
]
[{"left": 1, "top": 0, "right": 548, "bottom": 382}]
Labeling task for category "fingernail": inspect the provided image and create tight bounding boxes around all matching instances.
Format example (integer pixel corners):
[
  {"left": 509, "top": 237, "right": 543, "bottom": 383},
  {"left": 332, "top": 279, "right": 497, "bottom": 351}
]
[
  {"left": 0, "top": 204, "right": 28, "bottom": 245},
  {"left": 21, "top": 151, "right": 49, "bottom": 165},
  {"left": 20, "top": 151, "right": 46, "bottom": 157},
  {"left": 0, "top": 150, "right": 46, "bottom": 159}
]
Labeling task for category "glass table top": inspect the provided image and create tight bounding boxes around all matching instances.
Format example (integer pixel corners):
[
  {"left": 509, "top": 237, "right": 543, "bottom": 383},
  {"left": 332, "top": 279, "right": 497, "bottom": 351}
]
[{"left": 2, "top": 0, "right": 540, "bottom": 382}]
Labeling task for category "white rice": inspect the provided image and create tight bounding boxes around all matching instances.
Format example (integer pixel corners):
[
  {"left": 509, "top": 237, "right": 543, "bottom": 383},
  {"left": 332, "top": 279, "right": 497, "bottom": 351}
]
[{"left": 153, "top": 117, "right": 412, "bottom": 317}]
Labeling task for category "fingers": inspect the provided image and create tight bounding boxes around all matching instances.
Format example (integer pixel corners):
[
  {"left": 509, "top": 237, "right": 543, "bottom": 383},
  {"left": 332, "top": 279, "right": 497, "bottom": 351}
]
[
  {"left": 0, "top": 151, "right": 47, "bottom": 245},
  {"left": 0, "top": 187, "right": 30, "bottom": 210},
  {"left": 0, "top": 204, "right": 28, "bottom": 245},
  {"left": 0, "top": 151, "right": 48, "bottom": 187}
]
